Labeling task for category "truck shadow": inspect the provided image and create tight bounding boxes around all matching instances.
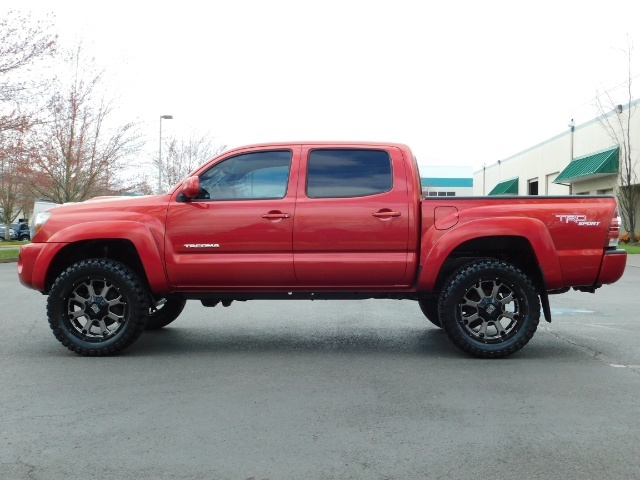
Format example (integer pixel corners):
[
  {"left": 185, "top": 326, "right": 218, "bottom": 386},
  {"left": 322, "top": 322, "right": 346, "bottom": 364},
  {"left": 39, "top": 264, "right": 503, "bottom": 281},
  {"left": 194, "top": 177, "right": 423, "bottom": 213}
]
[
  {"left": 130, "top": 325, "right": 551, "bottom": 359},
  {"left": 134, "top": 325, "right": 454, "bottom": 356}
]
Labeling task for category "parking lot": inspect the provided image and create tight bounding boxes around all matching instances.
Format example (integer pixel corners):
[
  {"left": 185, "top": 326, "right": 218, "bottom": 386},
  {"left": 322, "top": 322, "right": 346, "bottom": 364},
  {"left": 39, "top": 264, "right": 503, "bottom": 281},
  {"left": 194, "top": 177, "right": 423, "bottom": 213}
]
[{"left": 1, "top": 261, "right": 639, "bottom": 479}]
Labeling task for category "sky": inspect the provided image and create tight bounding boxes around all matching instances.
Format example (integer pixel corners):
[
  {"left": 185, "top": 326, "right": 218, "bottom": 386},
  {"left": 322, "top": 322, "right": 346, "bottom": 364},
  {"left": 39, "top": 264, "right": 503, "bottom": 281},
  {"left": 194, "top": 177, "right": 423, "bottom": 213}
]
[{"left": 8, "top": 1, "right": 640, "bottom": 173}]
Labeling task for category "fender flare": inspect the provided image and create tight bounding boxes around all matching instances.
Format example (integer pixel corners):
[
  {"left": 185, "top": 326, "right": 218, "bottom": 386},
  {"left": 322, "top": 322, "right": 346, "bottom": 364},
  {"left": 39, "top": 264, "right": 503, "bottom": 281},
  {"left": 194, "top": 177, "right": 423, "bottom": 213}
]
[
  {"left": 417, "top": 217, "right": 563, "bottom": 291},
  {"left": 34, "top": 221, "right": 168, "bottom": 292}
]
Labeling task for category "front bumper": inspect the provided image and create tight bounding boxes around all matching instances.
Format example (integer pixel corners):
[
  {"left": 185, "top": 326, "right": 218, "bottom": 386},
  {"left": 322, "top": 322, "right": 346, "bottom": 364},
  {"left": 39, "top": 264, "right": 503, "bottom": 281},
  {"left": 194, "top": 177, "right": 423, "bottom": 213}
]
[{"left": 18, "top": 242, "right": 67, "bottom": 292}]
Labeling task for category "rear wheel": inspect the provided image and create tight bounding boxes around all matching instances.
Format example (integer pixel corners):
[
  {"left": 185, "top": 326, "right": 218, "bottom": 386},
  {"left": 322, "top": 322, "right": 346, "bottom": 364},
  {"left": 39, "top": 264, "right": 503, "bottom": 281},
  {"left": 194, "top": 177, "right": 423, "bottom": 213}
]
[
  {"left": 47, "top": 259, "right": 149, "bottom": 356},
  {"left": 146, "top": 296, "right": 187, "bottom": 330},
  {"left": 438, "top": 259, "right": 540, "bottom": 358}
]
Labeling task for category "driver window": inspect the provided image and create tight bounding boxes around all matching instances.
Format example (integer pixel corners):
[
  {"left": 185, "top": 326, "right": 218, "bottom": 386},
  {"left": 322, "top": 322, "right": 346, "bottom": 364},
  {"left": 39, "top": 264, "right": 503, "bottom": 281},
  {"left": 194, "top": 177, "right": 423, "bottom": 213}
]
[{"left": 197, "top": 150, "right": 292, "bottom": 200}]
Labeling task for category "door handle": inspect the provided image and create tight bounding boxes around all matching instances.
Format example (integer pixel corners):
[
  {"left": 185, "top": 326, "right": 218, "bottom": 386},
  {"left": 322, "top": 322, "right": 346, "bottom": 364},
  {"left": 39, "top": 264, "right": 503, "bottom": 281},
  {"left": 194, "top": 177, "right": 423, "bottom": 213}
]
[
  {"left": 372, "top": 211, "right": 401, "bottom": 218},
  {"left": 262, "top": 212, "right": 291, "bottom": 219}
]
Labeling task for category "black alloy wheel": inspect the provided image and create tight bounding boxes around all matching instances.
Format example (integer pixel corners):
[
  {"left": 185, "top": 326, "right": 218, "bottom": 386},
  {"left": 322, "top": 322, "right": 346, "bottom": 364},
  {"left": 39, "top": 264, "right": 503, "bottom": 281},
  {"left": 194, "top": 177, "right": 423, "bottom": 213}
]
[
  {"left": 47, "top": 259, "right": 149, "bottom": 355},
  {"left": 438, "top": 259, "right": 540, "bottom": 358}
]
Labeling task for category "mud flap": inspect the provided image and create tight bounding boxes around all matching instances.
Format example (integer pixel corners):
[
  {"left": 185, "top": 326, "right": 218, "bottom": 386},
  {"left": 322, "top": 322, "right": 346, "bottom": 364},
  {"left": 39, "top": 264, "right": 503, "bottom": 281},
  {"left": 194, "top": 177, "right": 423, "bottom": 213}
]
[{"left": 539, "top": 291, "right": 552, "bottom": 323}]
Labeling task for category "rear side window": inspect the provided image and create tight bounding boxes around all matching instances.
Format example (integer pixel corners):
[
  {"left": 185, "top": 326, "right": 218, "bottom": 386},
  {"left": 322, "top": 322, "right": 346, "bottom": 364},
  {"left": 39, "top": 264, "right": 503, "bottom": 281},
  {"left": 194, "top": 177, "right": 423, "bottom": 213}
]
[{"left": 306, "top": 149, "right": 392, "bottom": 198}]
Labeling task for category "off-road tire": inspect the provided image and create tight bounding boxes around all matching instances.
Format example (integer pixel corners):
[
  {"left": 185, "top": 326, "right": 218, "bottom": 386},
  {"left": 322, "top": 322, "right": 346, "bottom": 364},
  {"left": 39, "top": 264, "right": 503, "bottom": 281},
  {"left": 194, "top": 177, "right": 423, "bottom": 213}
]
[
  {"left": 438, "top": 259, "right": 540, "bottom": 358},
  {"left": 146, "top": 297, "right": 187, "bottom": 330},
  {"left": 47, "top": 259, "right": 149, "bottom": 356},
  {"left": 418, "top": 297, "right": 442, "bottom": 328}
]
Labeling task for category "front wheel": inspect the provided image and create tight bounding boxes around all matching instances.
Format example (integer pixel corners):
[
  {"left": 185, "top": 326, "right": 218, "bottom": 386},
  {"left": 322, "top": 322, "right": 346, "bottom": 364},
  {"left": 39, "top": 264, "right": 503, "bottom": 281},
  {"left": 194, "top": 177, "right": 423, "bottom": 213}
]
[
  {"left": 47, "top": 259, "right": 149, "bottom": 356},
  {"left": 438, "top": 259, "right": 540, "bottom": 358}
]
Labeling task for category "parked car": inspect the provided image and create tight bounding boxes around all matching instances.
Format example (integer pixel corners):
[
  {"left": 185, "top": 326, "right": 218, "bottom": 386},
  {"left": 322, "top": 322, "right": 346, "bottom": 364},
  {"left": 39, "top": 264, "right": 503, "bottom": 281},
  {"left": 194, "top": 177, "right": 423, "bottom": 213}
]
[
  {"left": 0, "top": 226, "right": 17, "bottom": 241},
  {"left": 11, "top": 223, "right": 30, "bottom": 241}
]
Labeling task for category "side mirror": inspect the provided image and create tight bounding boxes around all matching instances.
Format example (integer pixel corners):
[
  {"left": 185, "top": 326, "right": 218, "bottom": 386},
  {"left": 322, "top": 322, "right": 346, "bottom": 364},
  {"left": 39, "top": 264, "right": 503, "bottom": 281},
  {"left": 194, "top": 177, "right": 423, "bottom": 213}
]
[{"left": 180, "top": 176, "right": 200, "bottom": 199}]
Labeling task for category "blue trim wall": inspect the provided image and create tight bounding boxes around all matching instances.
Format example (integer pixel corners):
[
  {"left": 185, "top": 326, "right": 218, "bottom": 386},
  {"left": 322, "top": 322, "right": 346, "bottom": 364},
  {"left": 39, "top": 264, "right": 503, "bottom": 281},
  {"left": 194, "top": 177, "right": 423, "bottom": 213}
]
[{"left": 421, "top": 177, "right": 473, "bottom": 187}]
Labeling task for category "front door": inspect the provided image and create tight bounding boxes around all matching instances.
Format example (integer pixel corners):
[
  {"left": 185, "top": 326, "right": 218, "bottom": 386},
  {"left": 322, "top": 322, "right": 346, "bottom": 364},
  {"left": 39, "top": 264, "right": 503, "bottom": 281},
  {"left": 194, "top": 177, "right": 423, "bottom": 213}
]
[{"left": 165, "top": 147, "right": 300, "bottom": 288}]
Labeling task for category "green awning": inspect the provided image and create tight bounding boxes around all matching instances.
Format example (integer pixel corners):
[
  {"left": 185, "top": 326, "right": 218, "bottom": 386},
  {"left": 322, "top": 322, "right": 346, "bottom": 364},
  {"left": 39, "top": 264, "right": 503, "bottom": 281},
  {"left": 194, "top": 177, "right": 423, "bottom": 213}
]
[
  {"left": 488, "top": 177, "right": 518, "bottom": 195},
  {"left": 553, "top": 147, "right": 619, "bottom": 183}
]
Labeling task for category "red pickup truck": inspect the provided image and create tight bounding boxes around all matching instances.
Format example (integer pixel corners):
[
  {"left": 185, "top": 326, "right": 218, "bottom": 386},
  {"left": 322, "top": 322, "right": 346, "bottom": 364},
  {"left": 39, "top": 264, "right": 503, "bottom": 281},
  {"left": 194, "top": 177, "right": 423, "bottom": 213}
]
[{"left": 18, "top": 142, "right": 627, "bottom": 358}]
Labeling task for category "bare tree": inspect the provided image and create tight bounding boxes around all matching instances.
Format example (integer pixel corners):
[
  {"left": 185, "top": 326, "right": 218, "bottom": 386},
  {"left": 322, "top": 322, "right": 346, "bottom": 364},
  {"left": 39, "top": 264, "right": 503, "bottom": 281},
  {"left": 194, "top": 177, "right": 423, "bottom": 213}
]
[
  {"left": 421, "top": 180, "right": 435, "bottom": 198},
  {"left": 595, "top": 37, "right": 638, "bottom": 244},
  {"left": 155, "top": 131, "right": 226, "bottom": 191},
  {"left": 24, "top": 44, "right": 143, "bottom": 204},
  {"left": 0, "top": 11, "right": 57, "bottom": 238},
  {"left": 0, "top": 11, "right": 57, "bottom": 133},
  {"left": 0, "top": 129, "right": 28, "bottom": 239}
]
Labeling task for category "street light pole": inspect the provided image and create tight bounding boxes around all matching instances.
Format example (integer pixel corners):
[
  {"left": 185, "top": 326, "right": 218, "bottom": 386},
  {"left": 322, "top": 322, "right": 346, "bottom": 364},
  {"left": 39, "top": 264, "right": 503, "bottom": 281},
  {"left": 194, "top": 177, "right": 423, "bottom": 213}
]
[{"left": 158, "top": 114, "right": 173, "bottom": 194}]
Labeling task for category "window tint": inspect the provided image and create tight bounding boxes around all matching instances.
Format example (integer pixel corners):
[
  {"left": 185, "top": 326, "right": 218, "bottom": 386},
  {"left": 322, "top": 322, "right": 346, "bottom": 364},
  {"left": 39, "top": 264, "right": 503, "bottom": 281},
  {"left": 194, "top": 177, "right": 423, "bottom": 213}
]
[
  {"left": 306, "top": 149, "right": 392, "bottom": 198},
  {"left": 197, "top": 150, "right": 291, "bottom": 200}
]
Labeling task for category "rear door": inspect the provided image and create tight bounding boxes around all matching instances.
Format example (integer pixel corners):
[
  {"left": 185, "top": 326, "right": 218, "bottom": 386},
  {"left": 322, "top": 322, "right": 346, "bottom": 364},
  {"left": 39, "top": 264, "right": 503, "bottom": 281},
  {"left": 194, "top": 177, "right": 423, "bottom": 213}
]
[{"left": 293, "top": 145, "right": 410, "bottom": 287}]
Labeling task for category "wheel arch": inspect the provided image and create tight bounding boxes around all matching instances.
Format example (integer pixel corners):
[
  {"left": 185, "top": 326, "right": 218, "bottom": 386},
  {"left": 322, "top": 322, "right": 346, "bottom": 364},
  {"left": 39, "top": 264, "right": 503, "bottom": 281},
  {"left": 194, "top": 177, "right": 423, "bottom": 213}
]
[
  {"left": 31, "top": 221, "right": 168, "bottom": 294},
  {"left": 418, "top": 217, "right": 563, "bottom": 293},
  {"left": 45, "top": 239, "right": 146, "bottom": 290}
]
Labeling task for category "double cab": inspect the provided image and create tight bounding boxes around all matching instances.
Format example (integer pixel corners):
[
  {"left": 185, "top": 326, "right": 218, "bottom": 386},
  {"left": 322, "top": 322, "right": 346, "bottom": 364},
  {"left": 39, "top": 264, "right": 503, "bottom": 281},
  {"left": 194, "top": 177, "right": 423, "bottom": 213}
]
[{"left": 18, "top": 142, "right": 627, "bottom": 358}]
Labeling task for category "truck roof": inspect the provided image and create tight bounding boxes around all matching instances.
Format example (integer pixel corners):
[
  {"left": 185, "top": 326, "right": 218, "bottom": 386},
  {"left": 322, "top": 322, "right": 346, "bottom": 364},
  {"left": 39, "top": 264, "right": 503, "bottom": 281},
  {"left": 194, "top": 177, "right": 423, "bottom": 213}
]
[{"left": 222, "top": 141, "right": 413, "bottom": 155}]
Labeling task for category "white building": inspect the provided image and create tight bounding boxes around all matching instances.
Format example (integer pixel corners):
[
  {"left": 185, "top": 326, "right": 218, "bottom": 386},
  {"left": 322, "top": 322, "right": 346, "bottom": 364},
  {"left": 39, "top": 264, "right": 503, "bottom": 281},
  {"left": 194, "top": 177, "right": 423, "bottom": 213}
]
[{"left": 473, "top": 99, "right": 640, "bottom": 235}]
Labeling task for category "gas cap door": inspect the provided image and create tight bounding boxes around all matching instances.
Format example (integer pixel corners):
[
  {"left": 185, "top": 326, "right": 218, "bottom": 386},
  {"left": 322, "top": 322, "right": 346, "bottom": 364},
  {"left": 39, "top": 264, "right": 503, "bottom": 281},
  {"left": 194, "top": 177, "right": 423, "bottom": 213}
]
[{"left": 434, "top": 206, "right": 459, "bottom": 230}]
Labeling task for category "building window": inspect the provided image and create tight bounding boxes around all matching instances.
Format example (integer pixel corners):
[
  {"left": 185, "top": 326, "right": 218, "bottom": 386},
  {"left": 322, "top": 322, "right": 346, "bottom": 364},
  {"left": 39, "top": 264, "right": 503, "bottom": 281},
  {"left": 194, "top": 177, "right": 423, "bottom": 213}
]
[
  {"left": 426, "top": 191, "right": 456, "bottom": 197},
  {"left": 528, "top": 179, "right": 539, "bottom": 195}
]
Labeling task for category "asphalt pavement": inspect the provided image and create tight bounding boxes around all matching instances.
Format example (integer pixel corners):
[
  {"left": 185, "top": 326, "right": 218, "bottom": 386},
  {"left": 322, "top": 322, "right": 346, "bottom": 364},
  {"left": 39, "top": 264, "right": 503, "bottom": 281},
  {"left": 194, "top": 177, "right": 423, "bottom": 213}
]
[{"left": 1, "top": 262, "right": 640, "bottom": 480}]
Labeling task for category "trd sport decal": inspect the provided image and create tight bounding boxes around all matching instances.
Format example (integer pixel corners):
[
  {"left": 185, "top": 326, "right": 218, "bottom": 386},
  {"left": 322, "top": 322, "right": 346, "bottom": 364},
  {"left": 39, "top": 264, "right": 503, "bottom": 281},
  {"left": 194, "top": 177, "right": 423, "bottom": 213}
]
[{"left": 555, "top": 214, "right": 601, "bottom": 226}]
